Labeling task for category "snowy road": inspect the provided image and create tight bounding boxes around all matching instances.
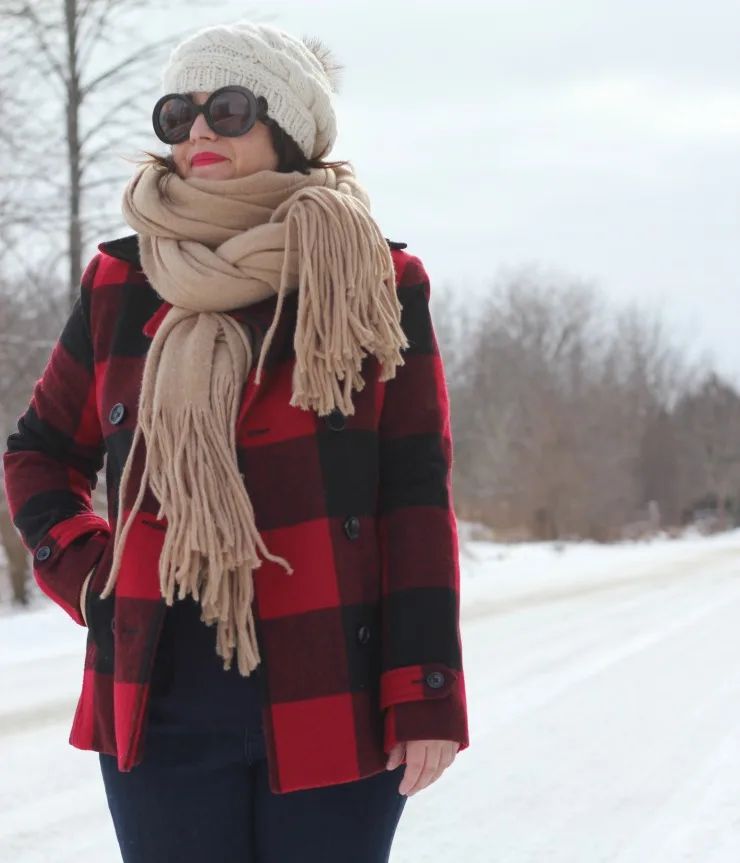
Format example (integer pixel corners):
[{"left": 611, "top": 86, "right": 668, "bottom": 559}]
[{"left": 1, "top": 534, "right": 739, "bottom": 862}]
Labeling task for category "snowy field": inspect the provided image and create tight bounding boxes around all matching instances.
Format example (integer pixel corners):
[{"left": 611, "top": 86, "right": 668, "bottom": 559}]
[{"left": 2, "top": 530, "right": 740, "bottom": 862}]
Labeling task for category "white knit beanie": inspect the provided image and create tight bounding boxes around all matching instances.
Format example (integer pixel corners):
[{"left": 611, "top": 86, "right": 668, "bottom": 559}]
[{"left": 162, "top": 22, "right": 341, "bottom": 160}]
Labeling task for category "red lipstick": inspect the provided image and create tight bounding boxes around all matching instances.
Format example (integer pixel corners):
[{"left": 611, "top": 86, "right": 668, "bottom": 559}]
[{"left": 191, "top": 151, "right": 228, "bottom": 166}]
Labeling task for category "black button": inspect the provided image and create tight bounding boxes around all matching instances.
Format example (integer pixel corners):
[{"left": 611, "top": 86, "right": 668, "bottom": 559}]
[
  {"left": 109, "top": 403, "right": 126, "bottom": 425},
  {"left": 326, "top": 410, "right": 346, "bottom": 432},
  {"left": 344, "top": 517, "right": 361, "bottom": 540},
  {"left": 357, "top": 625, "right": 371, "bottom": 645},
  {"left": 426, "top": 671, "right": 445, "bottom": 690},
  {"left": 35, "top": 545, "right": 51, "bottom": 562}
]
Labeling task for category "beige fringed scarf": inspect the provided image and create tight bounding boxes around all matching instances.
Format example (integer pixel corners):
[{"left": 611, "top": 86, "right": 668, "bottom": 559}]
[{"left": 101, "top": 163, "right": 408, "bottom": 675}]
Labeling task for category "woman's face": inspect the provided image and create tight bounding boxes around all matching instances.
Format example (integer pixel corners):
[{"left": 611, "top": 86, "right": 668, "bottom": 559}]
[{"left": 172, "top": 91, "right": 279, "bottom": 181}]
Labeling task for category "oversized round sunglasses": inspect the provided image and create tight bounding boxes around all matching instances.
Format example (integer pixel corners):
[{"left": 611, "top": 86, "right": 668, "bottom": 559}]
[{"left": 152, "top": 85, "right": 268, "bottom": 145}]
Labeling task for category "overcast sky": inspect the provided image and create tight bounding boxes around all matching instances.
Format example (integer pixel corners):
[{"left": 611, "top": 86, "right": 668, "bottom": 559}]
[{"left": 137, "top": 0, "right": 740, "bottom": 378}]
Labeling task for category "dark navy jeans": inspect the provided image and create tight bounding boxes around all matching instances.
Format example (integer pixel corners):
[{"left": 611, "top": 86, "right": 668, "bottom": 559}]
[
  {"left": 99, "top": 598, "right": 406, "bottom": 862},
  {"left": 100, "top": 727, "right": 406, "bottom": 863}
]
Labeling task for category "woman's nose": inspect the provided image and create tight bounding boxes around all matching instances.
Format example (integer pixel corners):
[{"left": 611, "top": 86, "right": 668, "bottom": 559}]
[{"left": 189, "top": 111, "right": 216, "bottom": 141}]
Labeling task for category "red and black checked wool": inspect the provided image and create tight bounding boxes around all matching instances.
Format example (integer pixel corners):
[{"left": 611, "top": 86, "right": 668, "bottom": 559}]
[{"left": 3, "top": 234, "right": 469, "bottom": 793}]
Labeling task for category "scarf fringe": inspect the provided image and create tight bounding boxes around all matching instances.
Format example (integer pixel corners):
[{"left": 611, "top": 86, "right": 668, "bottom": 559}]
[
  {"left": 102, "top": 315, "right": 293, "bottom": 677},
  {"left": 259, "top": 187, "right": 409, "bottom": 417}
]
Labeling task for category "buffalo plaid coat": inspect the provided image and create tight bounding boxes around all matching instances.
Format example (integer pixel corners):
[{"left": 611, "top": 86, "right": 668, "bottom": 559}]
[{"left": 3, "top": 233, "right": 468, "bottom": 793}]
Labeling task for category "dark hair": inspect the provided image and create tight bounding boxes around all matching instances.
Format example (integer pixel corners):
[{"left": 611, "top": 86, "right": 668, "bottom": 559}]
[
  {"left": 141, "top": 113, "right": 348, "bottom": 177},
  {"left": 263, "top": 115, "right": 348, "bottom": 174}
]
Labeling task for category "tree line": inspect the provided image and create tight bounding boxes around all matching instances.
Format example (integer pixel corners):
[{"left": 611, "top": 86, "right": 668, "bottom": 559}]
[{"left": 434, "top": 270, "right": 740, "bottom": 542}]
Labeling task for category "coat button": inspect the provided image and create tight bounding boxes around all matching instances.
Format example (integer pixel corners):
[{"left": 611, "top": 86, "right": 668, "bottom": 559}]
[
  {"left": 109, "top": 403, "right": 126, "bottom": 425},
  {"left": 344, "top": 516, "right": 361, "bottom": 540},
  {"left": 357, "top": 625, "right": 371, "bottom": 645},
  {"left": 35, "top": 545, "right": 51, "bottom": 562},
  {"left": 426, "top": 671, "right": 445, "bottom": 690},
  {"left": 326, "top": 409, "right": 346, "bottom": 432}
]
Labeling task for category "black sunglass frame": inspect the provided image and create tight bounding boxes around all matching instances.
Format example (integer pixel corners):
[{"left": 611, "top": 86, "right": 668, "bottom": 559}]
[{"left": 152, "top": 85, "right": 268, "bottom": 144}]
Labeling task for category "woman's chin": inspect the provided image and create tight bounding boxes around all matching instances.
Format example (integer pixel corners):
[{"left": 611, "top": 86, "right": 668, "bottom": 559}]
[{"left": 189, "top": 162, "right": 233, "bottom": 180}]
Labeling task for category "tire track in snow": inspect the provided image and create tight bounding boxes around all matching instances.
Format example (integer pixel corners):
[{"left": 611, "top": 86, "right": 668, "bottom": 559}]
[
  {"left": 610, "top": 709, "right": 740, "bottom": 863},
  {"left": 462, "top": 543, "right": 739, "bottom": 623},
  {"left": 467, "top": 571, "right": 740, "bottom": 732},
  {"left": 0, "top": 652, "right": 82, "bottom": 741},
  {"left": 0, "top": 697, "right": 79, "bottom": 741},
  {"left": 470, "top": 547, "right": 739, "bottom": 694}
]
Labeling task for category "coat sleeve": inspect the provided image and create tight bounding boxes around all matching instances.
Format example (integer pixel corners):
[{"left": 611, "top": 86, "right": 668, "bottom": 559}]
[
  {"left": 2, "top": 255, "right": 110, "bottom": 625},
  {"left": 377, "top": 252, "right": 469, "bottom": 753}
]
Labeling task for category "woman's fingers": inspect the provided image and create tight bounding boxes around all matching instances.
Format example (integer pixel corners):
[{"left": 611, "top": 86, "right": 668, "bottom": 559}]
[
  {"left": 386, "top": 743, "right": 406, "bottom": 772},
  {"left": 431, "top": 741, "right": 458, "bottom": 784},
  {"left": 412, "top": 743, "right": 442, "bottom": 796},
  {"left": 439, "top": 741, "right": 459, "bottom": 770},
  {"left": 79, "top": 569, "right": 95, "bottom": 626},
  {"left": 400, "top": 741, "right": 443, "bottom": 796},
  {"left": 398, "top": 741, "right": 460, "bottom": 796},
  {"left": 398, "top": 741, "right": 428, "bottom": 796}
]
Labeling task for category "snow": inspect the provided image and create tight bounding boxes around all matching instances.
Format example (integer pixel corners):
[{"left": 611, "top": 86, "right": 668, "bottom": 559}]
[{"left": 2, "top": 530, "right": 740, "bottom": 861}]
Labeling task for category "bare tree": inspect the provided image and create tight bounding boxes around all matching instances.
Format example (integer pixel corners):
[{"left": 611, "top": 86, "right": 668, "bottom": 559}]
[
  {"left": 674, "top": 374, "right": 740, "bottom": 527},
  {"left": 0, "top": 264, "right": 68, "bottom": 603},
  {"left": 0, "top": 0, "right": 227, "bottom": 308},
  {"left": 441, "top": 267, "right": 703, "bottom": 541}
]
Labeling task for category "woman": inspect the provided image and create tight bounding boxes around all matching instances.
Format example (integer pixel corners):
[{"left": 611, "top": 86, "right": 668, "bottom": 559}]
[{"left": 3, "top": 20, "right": 468, "bottom": 863}]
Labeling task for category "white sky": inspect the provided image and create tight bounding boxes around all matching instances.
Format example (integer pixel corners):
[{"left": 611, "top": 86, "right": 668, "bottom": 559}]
[{"left": 121, "top": 0, "right": 740, "bottom": 378}]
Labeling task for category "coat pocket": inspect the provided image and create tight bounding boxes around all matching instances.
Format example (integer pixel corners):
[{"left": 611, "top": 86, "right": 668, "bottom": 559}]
[{"left": 84, "top": 539, "right": 116, "bottom": 675}]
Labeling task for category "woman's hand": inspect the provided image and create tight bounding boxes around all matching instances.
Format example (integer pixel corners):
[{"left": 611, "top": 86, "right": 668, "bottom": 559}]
[
  {"left": 386, "top": 740, "right": 460, "bottom": 796},
  {"left": 80, "top": 569, "right": 95, "bottom": 626}
]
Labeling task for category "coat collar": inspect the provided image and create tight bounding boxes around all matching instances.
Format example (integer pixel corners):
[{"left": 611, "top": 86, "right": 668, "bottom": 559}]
[
  {"left": 98, "top": 234, "right": 141, "bottom": 265},
  {"left": 98, "top": 233, "right": 407, "bottom": 268}
]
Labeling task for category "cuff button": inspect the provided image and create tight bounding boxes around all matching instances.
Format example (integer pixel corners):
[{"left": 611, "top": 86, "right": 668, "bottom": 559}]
[{"left": 426, "top": 671, "right": 445, "bottom": 689}]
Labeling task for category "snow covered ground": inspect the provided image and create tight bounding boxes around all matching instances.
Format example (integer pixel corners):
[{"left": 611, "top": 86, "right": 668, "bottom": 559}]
[{"left": 1, "top": 530, "right": 740, "bottom": 862}]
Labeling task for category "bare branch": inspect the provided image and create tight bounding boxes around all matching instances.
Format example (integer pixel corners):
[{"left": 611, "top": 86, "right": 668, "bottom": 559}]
[
  {"left": 81, "top": 173, "right": 132, "bottom": 192},
  {"left": 79, "top": 93, "right": 145, "bottom": 150},
  {"left": 3, "top": 1, "right": 67, "bottom": 84},
  {"left": 0, "top": 0, "right": 229, "bottom": 310},
  {"left": 77, "top": 0, "right": 130, "bottom": 71},
  {"left": 81, "top": 32, "right": 182, "bottom": 98}
]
